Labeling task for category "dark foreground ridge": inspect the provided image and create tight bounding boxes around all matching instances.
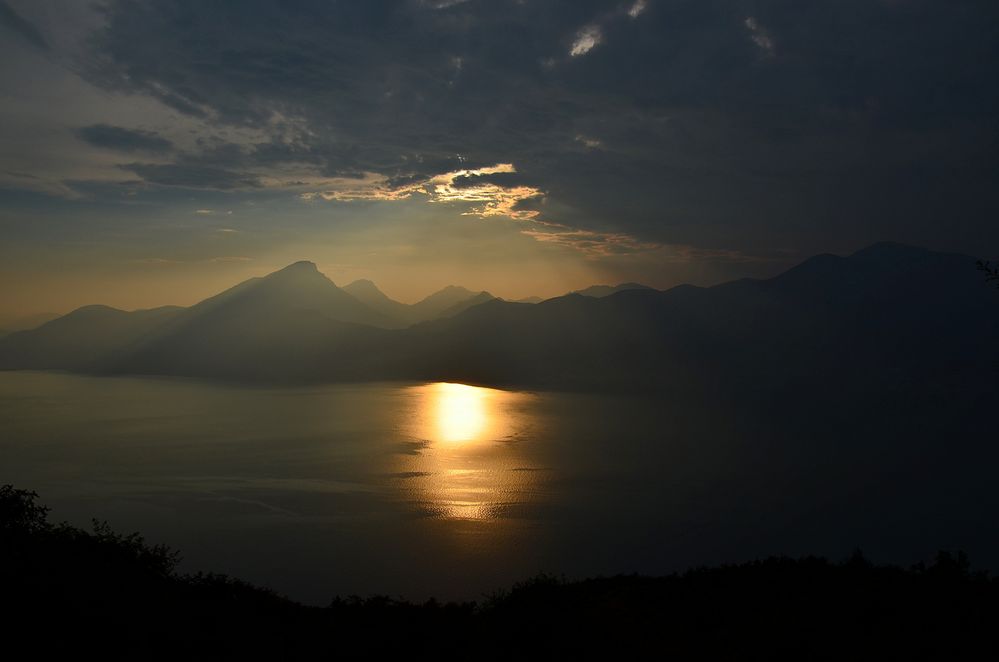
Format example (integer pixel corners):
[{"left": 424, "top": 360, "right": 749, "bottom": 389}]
[{"left": 3, "top": 485, "right": 997, "bottom": 660}]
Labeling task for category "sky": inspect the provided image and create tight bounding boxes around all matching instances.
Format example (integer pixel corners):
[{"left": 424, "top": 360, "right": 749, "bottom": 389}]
[{"left": 1, "top": 0, "right": 998, "bottom": 317}]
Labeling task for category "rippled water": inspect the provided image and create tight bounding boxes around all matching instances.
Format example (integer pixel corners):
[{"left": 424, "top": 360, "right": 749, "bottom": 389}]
[{"left": 1, "top": 371, "right": 996, "bottom": 603}]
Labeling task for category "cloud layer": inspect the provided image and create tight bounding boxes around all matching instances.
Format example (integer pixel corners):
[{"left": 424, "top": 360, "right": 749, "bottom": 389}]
[{"left": 1, "top": 0, "right": 998, "bottom": 313}]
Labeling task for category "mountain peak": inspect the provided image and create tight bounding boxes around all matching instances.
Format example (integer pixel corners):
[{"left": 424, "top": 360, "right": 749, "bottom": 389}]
[
  {"left": 438, "top": 285, "right": 474, "bottom": 295},
  {"left": 344, "top": 279, "right": 382, "bottom": 295},
  {"left": 280, "top": 260, "right": 319, "bottom": 272},
  {"left": 343, "top": 279, "right": 399, "bottom": 306},
  {"left": 263, "top": 261, "right": 327, "bottom": 283},
  {"left": 71, "top": 304, "right": 124, "bottom": 315},
  {"left": 415, "top": 285, "right": 475, "bottom": 305}
]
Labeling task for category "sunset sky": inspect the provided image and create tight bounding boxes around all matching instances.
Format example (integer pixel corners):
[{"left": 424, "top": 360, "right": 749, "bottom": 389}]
[{"left": 2, "top": 0, "right": 998, "bottom": 316}]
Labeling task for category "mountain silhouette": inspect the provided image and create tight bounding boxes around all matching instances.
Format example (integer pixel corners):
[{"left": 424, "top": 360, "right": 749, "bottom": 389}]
[
  {"left": 94, "top": 261, "right": 399, "bottom": 381},
  {"left": 407, "top": 285, "right": 492, "bottom": 322},
  {"left": 571, "top": 282, "right": 655, "bottom": 298},
  {"left": 1, "top": 243, "right": 996, "bottom": 392},
  {"left": 0, "top": 304, "right": 184, "bottom": 370},
  {"left": 436, "top": 291, "right": 497, "bottom": 319},
  {"left": 0, "top": 311, "right": 61, "bottom": 339},
  {"left": 191, "top": 260, "right": 392, "bottom": 328},
  {"left": 342, "top": 280, "right": 494, "bottom": 326},
  {"left": 342, "top": 279, "right": 412, "bottom": 326}
]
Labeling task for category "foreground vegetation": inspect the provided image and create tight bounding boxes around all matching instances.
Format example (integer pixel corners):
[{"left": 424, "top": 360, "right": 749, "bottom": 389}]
[{"left": 2, "top": 484, "right": 997, "bottom": 660}]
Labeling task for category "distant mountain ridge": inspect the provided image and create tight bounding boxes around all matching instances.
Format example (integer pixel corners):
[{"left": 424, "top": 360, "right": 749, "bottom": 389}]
[
  {"left": 408, "top": 285, "right": 493, "bottom": 322},
  {"left": 1, "top": 243, "right": 996, "bottom": 392},
  {"left": 342, "top": 279, "right": 412, "bottom": 325},
  {"left": 343, "top": 280, "right": 496, "bottom": 325},
  {"left": 571, "top": 282, "right": 654, "bottom": 298},
  {"left": 0, "top": 312, "right": 61, "bottom": 338},
  {"left": 188, "top": 260, "right": 393, "bottom": 328}
]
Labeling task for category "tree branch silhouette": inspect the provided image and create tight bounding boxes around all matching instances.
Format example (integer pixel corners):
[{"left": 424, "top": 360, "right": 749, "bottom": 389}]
[{"left": 978, "top": 260, "right": 999, "bottom": 289}]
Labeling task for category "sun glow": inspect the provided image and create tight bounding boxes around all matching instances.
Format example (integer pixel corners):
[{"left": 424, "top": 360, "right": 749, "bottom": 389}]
[
  {"left": 430, "top": 382, "right": 491, "bottom": 443},
  {"left": 392, "top": 382, "right": 545, "bottom": 521}
]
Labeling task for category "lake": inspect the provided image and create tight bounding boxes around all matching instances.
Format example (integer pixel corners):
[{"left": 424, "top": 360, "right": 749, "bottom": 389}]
[{"left": 1, "top": 371, "right": 996, "bottom": 604}]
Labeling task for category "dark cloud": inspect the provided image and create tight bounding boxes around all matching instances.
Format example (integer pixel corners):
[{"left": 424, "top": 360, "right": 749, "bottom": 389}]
[
  {"left": 61, "top": 0, "right": 999, "bottom": 254},
  {"left": 0, "top": 1, "right": 48, "bottom": 51},
  {"left": 4, "top": 170, "right": 39, "bottom": 180},
  {"left": 76, "top": 124, "right": 173, "bottom": 154},
  {"left": 119, "top": 163, "right": 261, "bottom": 190}
]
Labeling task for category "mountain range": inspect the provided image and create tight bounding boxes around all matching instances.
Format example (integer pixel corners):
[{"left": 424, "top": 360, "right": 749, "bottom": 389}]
[
  {"left": 0, "top": 312, "right": 61, "bottom": 339},
  {"left": 1, "top": 243, "right": 997, "bottom": 395}
]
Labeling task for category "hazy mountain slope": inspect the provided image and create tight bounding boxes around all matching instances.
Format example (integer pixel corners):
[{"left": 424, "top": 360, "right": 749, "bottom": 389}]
[
  {"left": 1, "top": 244, "right": 996, "bottom": 392},
  {"left": 178, "top": 261, "right": 393, "bottom": 328},
  {"left": 0, "top": 312, "right": 62, "bottom": 334},
  {"left": 0, "top": 305, "right": 184, "bottom": 370},
  {"left": 572, "top": 282, "right": 655, "bottom": 298},
  {"left": 389, "top": 243, "right": 999, "bottom": 391},
  {"left": 408, "top": 285, "right": 488, "bottom": 322},
  {"left": 0, "top": 261, "right": 394, "bottom": 377},
  {"left": 101, "top": 261, "right": 399, "bottom": 379},
  {"left": 435, "top": 291, "right": 497, "bottom": 319},
  {"left": 106, "top": 308, "right": 395, "bottom": 382},
  {"left": 344, "top": 279, "right": 493, "bottom": 325},
  {"left": 393, "top": 293, "right": 691, "bottom": 390},
  {"left": 342, "top": 280, "right": 411, "bottom": 327}
]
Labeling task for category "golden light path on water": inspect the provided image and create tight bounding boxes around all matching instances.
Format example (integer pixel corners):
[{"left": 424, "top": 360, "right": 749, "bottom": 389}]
[
  {"left": 394, "top": 382, "right": 542, "bottom": 522},
  {"left": 432, "top": 382, "right": 492, "bottom": 444}
]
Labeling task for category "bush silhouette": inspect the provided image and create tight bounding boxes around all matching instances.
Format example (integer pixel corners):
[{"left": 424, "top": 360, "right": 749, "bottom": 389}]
[
  {"left": 3, "top": 484, "right": 999, "bottom": 660},
  {"left": 978, "top": 259, "right": 999, "bottom": 289}
]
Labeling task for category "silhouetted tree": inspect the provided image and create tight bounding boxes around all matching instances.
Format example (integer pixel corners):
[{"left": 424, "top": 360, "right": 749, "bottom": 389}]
[
  {"left": 4, "top": 484, "right": 999, "bottom": 660},
  {"left": 0, "top": 484, "right": 49, "bottom": 533},
  {"left": 978, "top": 260, "right": 999, "bottom": 289}
]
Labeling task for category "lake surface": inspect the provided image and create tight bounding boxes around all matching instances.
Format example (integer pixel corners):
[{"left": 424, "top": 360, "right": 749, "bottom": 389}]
[{"left": 1, "top": 371, "right": 996, "bottom": 603}]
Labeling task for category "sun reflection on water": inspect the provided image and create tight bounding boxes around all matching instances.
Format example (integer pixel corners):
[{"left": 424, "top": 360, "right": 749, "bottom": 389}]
[
  {"left": 430, "top": 382, "right": 492, "bottom": 444},
  {"left": 393, "top": 382, "right": 544, "bottom": 522}
]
